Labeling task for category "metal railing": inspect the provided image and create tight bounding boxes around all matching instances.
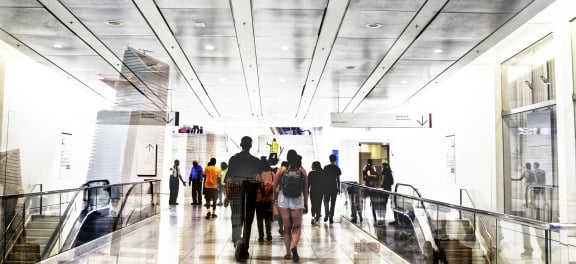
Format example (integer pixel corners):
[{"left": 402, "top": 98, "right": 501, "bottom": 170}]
[
  {"left": 340, "top": 182, "right": 576, "bottom": 263},
  {"left": 0, "top": 180, "right": 160, "bottom": 262}
]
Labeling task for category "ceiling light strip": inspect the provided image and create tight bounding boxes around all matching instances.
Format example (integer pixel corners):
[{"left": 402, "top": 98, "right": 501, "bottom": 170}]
[
  {"left": 342, "top": 0, "right": 449, "bottom": 113},
  {"left": 133, "top": 0, "right": 220, "bottom": 118},
  {"left": 229, "top": 0, "right": 262, "bottom": 117},
  {"left": 295, "top": 0, "right": 350, "bottom": 119}
]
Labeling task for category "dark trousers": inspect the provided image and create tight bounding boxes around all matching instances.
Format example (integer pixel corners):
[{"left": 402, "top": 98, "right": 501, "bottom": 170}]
[
  {"left": 370, "top": 190, "right": 388, "bottom": 221},
  {"left": 191, "top": 179, "right": 202, "bottom": 204},
  {"left": 323, "top": 191, "right": 338, "bottom": 218},
  {"left": 310, "top": 191, "right": 323, "bottom": 219},
  {"left": 229, "top": 181, "right": 258, "bottom": 250},
  {"left": 169, "top": 177, "right": 179, "bottom": 204},
  {"left": 256, "top": 201, "right": 273, "bottom": 238}
]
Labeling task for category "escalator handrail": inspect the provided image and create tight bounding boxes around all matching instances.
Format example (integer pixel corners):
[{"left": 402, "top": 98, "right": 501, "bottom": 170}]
[
  {"left": 392, "top": 183, "right": 437, "bottom": 252},
  {"left": 344, "top": 182, "right": 558, "bottom": 230},
  {"left": 112, "top": 183, "right": 138, "bottom": 230},
  {"left": 42, "top": 180, "right": 110, "bottom": 258}
]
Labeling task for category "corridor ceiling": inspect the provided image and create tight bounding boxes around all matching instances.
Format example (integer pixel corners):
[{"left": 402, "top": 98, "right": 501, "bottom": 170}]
[{"left": 0, "top": 0, "right": 554, "bottom": 125}]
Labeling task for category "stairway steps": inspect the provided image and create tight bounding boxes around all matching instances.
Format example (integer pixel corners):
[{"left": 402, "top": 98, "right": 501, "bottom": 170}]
[
  {"left": 27, "top": 221, "right": 59, "bottom": 229},
  {"left": 23, "top": 228, "right": 53, "bottom": 237}
]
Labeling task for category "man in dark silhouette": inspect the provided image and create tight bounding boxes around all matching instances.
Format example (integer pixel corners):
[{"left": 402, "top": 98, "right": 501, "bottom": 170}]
[{"left": 224, "top": 136, "right": 262, "bottom": 261}]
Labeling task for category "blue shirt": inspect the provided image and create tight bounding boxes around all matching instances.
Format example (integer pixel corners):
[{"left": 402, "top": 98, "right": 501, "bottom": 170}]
[{"left": 190, "top": 165, "right": 203, "bottom": 181}]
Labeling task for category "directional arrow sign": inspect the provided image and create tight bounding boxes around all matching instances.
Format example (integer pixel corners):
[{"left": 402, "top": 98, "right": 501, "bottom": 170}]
[{"left": 331, "top": 113, "right": 432, "bottom": 128}]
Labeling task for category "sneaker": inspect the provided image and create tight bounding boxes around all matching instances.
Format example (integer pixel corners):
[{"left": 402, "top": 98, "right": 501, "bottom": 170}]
[
  {"left": 329, "top": 217, "right": 334, "bottom": 224},
  {"left": 267, "top": 235, "right": 272, "bottom": 241},
  {"left": 324, "top": 216, "right": 328, "bottom": 222},
  {"left": 291, "top": 247, "right": 299, "bottom": 262},
  {"left": 359, "top": 215, "right": 363, "bottom": 222},
  {"left": 211, "top": 213, "right": 217, "bottom": 218},
  {"left": 311, "top": 219, "right": 315, "bottom": 225},
  {"left": 205, "top": 212, "right": 211, "bottom": 219},
  {"left": 258, "top": 237, "right": 264, "bottom": 242},
  {"left": 351, "top": 218, "right": 357, "bottom": 223}
]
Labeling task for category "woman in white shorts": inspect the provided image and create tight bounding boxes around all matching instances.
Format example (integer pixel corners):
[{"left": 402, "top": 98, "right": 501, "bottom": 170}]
[{"left": 274, "top": 149, "right": 308, "bottom": 262}]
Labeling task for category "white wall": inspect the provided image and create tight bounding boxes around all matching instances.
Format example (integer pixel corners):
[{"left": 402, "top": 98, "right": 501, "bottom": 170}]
[
  {"left": 318, "top": 56, "right": 499, "bottom": 210},
  {"left": 1, "top": 44, "right": 111, "bottom": 191}
]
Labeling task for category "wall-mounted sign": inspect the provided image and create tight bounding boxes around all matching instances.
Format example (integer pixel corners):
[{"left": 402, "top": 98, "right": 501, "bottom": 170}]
[
  {"left": 331, "top": 113, "right": 432, "bottom": 128},
  {"left": 137, "top": 143, "right": 157, "bottom": 177},
  {"left": 60, "top": 132, "right": 72, "bottom": 179}
]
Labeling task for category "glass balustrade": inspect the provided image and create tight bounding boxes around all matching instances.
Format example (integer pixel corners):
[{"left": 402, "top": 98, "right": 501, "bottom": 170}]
[
  {"left": 340, "top": 182, "right": 572, "bottom": 263},
  {"left": 0, "top": 180, "right": 160, "bottom": 263}
]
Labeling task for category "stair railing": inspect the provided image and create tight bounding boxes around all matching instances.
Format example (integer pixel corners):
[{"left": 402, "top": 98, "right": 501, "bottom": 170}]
[
  {"left": 40, "top": 188, "right": 84, "bottom": 259},
  {"left": 460, "top": 188, "right": 494, "bottom": 263},
  {"left": 1, "top": 184, "right": 43, "bottom": 264}
]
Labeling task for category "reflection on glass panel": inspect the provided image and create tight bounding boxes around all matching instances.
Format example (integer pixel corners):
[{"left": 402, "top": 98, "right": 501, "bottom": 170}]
[
  {"left": 0, "top": 181, "right": 159, "bottom": 262},
  {"left": 501, "top": 35, "right": 555, "bottom": 110},
  {"left": 503, "top": 107, "right": 558, "bottom": 222}
]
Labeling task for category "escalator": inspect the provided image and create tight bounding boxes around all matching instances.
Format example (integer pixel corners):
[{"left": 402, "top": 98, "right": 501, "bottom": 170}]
[
  {"left": 341, "top": 182, "right": 490, "bottom": 264},
  {"left": 2, "top": 180, "right": 160, "bottom": 263}
]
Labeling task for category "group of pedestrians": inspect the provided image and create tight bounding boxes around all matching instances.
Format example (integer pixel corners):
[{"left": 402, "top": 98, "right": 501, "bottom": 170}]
[
  {"left": 168, "top": 158, "right": 228, "bottom": 211},
  {"left": 308, "top": 155, "right": 342, "bottom": 225},
  {"left": 168, "top": 136, "right": 342, "bottom": 263}
]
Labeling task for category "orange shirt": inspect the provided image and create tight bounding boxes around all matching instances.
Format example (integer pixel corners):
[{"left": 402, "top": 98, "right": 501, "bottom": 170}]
[
  {"left": 256, "top": 170, "right": 274, "bottom": 202},
  {"left": 204, "top": 165, "right": 220, "bottom": 189}
]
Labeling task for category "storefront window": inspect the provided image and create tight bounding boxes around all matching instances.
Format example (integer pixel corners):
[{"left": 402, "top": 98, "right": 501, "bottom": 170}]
[{"left": 502, "top": 35, "right": 558, "bottom": 222}]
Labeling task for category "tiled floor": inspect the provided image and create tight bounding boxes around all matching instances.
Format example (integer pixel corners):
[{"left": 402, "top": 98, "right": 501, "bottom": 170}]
[{"left": 41, "top": 195, "right": 408, "bottom": 264}]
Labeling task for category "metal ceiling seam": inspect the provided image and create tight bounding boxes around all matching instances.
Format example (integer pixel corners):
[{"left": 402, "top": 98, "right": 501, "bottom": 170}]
[
  {"left": 229, "top": 0, "right": 262, "bottom": 119},
  {"left": 295, "top": 0, "right": 350, "bottom": 120},
  {"left": 37, "top": 0, "right": 167, "bottom": 111},
  {"left": 132, "top": 0, "right": 220, "bottom": 118},
  {"left": 342, "top": 0, "right": 450, "bottom": 114},
  {"left": 389, "top": 0, "right": 556, "bottom": 111}
]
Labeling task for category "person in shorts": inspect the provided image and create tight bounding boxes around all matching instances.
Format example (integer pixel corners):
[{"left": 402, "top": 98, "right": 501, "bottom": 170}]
[{"left": 274, "top": 149, "right": 308, "bottom": 262}]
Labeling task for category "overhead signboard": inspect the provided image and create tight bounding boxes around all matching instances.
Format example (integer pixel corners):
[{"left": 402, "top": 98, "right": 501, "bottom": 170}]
[{"left": 330, "top": 113, "right": 432, "bottom": 128}]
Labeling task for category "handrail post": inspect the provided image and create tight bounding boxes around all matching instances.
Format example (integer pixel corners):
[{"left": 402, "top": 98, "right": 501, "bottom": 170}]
[
  {"left": 39, "top": 184, "right": 43, "bottom": 215},
  {"left": 459, "top": 189, "right": 462, "bottom": 220}
]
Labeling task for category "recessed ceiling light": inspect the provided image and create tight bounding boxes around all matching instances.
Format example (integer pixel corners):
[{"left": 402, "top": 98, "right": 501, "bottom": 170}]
[
  {"left": 205, "top": 45, "right": 215, "bottom": 50},
  {"left": 365, "top": 23, "right": 382, "bottom": 29},
  {"left": 218, "top": 77, "right": 226, "bottom": 82},
  {"left": 106, "top": 20, "right": 123, "bottom": 26},
  {"left": 53, "top": 44, "right": 63, "bottom": 49},
  {"left": 433, "top": 49, "right": 444, "bottom": 53},
  {"left": 279, "top": 78, "right": 286, "bottom": 82},
  {"left": 401, "top": 80, "right": 408, "bottom": 84},
  {"left": 280, "top": 46, "right": 289, "bottom": 51},
  {"left": 194, "top": 22, "right": 206, "bottom": 28}
]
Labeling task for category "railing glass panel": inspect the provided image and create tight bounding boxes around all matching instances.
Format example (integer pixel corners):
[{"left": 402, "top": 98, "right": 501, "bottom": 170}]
[
  {"left": 0, "top": 180, "right": 160, "bottom": 262},
  {"left": 340, "top": 182, "right": 573, "bottom": 264}
]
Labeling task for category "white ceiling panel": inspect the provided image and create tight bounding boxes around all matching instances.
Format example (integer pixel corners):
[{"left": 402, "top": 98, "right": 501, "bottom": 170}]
[
  {"left": 177, "top": 36, "right": 240, "bottom": 58},
  {"left": 0, "top": 0, "right": 551, "bottom": 125},
  {"left": 339, "top": 11, "right": 415, "bottom": 39},
  {"left": 253, "top": 0, "right": 328, "bottom": 10},
  {"left": 253, "top": 9, "right": 324, "bottom": 37},
  {"left": 255, "top": 37, "right": 317, "bottom": 59}
]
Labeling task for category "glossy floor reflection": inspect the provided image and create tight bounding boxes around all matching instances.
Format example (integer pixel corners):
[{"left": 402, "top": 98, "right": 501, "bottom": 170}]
[{"left": 41, "top": 194, "right": 407, "bottom": 264}]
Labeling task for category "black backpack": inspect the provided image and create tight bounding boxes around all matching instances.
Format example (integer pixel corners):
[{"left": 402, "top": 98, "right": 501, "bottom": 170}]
[{"left": 281, "top": 165, "right": 303, "bottom": 198}]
